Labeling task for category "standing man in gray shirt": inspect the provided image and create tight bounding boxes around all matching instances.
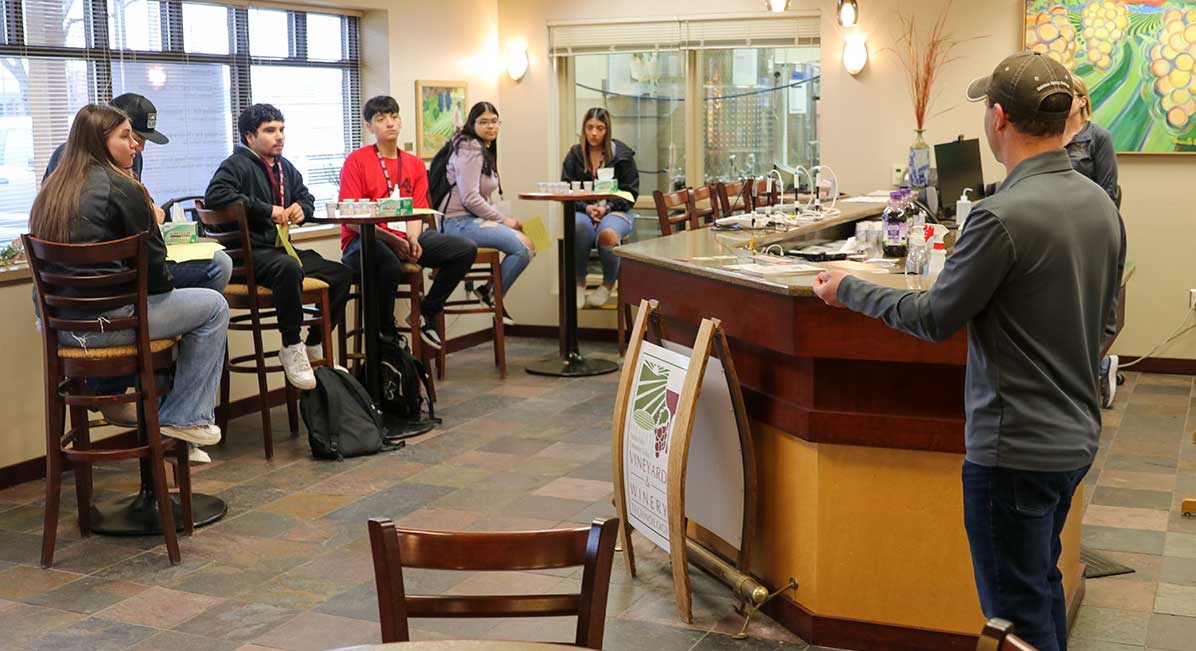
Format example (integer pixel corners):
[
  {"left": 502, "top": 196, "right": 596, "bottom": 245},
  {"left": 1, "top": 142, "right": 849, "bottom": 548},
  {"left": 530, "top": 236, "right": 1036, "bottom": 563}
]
[{"left": 813, "top": 52, "right": 1122, "bottom": 651}]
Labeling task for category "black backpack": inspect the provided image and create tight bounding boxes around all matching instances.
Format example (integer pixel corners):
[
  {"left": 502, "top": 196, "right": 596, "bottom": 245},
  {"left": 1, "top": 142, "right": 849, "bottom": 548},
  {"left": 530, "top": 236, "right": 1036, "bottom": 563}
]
[
  {"left": 378, "top": 335, "right": 438, "bottom": 423},
  {"left": 426, "top": 139, "right": 457, "bottom": 212},
  {"left": 301, "top": 366, "right": 397, "bottom": 461}
]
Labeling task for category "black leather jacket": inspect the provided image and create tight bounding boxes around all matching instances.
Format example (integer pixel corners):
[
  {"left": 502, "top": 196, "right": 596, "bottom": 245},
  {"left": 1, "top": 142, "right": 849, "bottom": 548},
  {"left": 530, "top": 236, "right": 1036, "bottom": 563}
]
[{"left": 50, "top": 165, "right": 173, "bottom": 300}]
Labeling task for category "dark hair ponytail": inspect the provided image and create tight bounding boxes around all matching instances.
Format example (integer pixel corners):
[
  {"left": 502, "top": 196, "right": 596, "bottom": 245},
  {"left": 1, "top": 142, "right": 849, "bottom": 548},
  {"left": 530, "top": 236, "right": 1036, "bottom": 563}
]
[{"left": 454, "top": 101, "right": 499, "bottom": 178}]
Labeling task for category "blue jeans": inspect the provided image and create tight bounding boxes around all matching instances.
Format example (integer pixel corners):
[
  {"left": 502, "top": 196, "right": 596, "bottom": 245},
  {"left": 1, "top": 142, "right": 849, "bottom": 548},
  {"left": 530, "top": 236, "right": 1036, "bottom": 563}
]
[
  {"left": 91, "top": 251, "right": 233, "bottom": 396},
  {"left": 168, "top": 250, "right": 233, "bottom": 292},
  {"left": 962, "top": 461, "right": 1089, "bottom": 651},
  {"left": 61, "top": 288, "right": 230, "bottom": 428},
  {"left": 442, "top": 216, "right": 531, "bottom": 292},
  {"left": 574, "top": 211, "right": 633, "bottom": 285}
]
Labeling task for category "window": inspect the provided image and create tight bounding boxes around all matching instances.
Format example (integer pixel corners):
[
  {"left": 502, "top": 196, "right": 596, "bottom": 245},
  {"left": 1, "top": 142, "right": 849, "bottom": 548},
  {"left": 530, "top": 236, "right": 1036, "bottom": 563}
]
[
  {"left": 553, "top": 15, "right": 820, "bottom": 241},
  {"left": 0, "top": 0, "right": 362, "bottom": 244}
]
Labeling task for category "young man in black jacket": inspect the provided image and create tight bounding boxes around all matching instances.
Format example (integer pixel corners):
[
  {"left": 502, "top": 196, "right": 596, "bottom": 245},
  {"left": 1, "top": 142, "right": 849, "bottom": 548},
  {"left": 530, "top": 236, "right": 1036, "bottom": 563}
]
[{"left": 203, "top": 103, "right": 352, "bottom": 390}]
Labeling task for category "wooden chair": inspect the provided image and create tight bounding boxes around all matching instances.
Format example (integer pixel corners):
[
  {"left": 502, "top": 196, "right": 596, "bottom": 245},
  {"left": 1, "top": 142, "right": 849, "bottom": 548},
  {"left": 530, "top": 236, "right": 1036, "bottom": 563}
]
[
  {"left": 339, "top": 267, "right": 428, "bottom": 370},
  {"left": 195, "top": 201, "right": 333, "bottom": 460},
  {"left": 436, "top": 247, "right": 507, "bottom": 380},
  {"left": 748, "top": 178, "right": 779, "bottom": 211},
  {"left": 977, "top": 618, "right": 1040, "bottom": 651},
  {"left": 25, "top": 233, "right": 192, "bottom": 567},
  {"left": 688, "top": 184, "right": 720, "bottom": 227},
  {"left": 716, "top": 179, "right": 750, "bottom": 217},
  {"left": 653, "top": 188, "right": 696, "bottom": 236},
  {"left": 368, "top": 517, "right": 619, "bottom": 649}
]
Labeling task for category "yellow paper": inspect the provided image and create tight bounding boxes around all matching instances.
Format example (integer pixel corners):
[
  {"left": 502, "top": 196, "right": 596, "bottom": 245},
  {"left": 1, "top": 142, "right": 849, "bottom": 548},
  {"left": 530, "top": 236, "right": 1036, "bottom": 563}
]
[
  {"left": 166, "top": 241, "right": 225, "bottom": 263},
  {"left": 521, "top": 217, "right": 551, "bottom": 253}
]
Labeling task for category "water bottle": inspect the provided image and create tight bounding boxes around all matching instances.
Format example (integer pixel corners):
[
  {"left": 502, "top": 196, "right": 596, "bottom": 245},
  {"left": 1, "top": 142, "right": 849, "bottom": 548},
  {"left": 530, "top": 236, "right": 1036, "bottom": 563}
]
[
  {"left": 905, "top": 225, "right": 930, "bottom": 290},
  {"left": 882, "top": 191, "right": 908, "bottom": 258},
  {"left": 902, "top": 188, "right": 925, "bottom": 232}
]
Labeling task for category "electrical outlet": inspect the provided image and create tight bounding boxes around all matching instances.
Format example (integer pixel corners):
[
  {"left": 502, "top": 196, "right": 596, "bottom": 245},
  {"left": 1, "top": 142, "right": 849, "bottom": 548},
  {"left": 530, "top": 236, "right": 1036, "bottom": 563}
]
[
  {"left": 891, "top": 164, "right": 906, "bottom": 186},
  {"left": 1190, "top": 289, "right": 1196, "bottom": 310}
]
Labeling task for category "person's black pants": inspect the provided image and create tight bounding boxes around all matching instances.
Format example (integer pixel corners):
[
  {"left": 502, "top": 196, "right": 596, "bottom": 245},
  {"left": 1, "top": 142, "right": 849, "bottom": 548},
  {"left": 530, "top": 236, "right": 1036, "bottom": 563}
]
[
  {"left": 342, "top": 230, "right": 477, "bottom": 334},
  {"left": 251, "top": 247, "right": 353, "bottom": 346},
  {"left": 962, "top": 461, "right": 1090, "bottom": 651}
]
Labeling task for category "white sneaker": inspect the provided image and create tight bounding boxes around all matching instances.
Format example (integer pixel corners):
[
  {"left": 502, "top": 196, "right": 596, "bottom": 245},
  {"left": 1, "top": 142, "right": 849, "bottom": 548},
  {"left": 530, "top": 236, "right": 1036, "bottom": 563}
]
[
  {"left": 576, "top": 288, "right": 587, "bottom": 310},
  {"left": 168, "top": 445, "right": 212, "bottom": 465},
  {"left": 1101, "top": 355, "right": 1119, "bottom": 409},
  {"left": 161, "top": 424, "right": 221, "bottom": 446},
  {"left": 585, "top": 284, "right": 611, "bottom": 308},
  {"left": 305, "top": 343, "right": 324, "bottom": 364},
  {"left": 282, "top": 343, "right": 317, "bottom": 390}
]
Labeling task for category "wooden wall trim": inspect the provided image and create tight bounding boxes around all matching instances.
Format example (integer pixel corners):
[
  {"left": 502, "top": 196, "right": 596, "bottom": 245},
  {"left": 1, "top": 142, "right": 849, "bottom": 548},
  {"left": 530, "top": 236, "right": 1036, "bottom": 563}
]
[{"left": 1117, "top": 356, "right": 1196, "bottom": 376}]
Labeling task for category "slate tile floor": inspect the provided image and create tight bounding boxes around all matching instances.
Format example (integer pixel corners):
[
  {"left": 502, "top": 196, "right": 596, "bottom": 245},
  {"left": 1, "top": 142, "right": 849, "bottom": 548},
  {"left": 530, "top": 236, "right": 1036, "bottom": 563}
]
[{"left": 1, "top": 338, "right": 1195, "bottom": 650}]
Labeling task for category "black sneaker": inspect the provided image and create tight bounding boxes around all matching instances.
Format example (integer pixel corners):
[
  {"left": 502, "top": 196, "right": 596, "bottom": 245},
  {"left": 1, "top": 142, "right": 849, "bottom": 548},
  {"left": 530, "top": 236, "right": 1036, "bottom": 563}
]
[
  {"left": 408, "top": 313, "right": 442, "bottom": 350},
  {"left": 473, "top": 284, "right": 515, "bottom": 326}
]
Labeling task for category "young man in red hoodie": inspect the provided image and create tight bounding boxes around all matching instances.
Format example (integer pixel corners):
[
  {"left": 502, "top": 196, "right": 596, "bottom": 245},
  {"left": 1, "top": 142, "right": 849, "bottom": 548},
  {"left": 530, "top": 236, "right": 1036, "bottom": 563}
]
[{"left": 339, "top": 96, "right": 477, "bottom": 349}]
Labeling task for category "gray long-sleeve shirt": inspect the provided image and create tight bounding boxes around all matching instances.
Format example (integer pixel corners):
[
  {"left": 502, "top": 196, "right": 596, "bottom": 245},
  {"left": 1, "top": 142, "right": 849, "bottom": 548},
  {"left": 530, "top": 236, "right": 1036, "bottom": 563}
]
[
  {"left": 443, "top": 138, "right": 503, "bottom": 221},
  {"left": 837, "top": 149, "right": 1123, "bottom": 472}
]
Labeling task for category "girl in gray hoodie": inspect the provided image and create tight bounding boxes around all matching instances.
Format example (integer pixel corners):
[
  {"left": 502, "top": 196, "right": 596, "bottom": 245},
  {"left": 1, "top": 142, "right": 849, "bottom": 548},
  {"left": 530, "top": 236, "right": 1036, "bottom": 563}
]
[{"left": 442, "top": 102, "right": 532, "bottom": 323}]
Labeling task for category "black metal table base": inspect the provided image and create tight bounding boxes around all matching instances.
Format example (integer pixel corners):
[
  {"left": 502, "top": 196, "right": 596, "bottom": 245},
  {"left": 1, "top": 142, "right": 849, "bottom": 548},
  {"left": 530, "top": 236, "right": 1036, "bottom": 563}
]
[
  {"left": 90, "top": 491, "right": 227, "bottom": 536},
  {"left": 525, "top": 352, "right": 619, "bottom": 377}
]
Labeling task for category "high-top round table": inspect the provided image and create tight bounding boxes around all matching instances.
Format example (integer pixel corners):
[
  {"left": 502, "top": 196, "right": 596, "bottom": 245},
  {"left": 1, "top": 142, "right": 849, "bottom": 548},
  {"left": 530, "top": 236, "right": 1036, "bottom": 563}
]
[
  {"left": 307, "top": 211, "right": 437, "bottom": 439},
  {"left": 518, "top": 192, "right": 620, "bottom": 377}
]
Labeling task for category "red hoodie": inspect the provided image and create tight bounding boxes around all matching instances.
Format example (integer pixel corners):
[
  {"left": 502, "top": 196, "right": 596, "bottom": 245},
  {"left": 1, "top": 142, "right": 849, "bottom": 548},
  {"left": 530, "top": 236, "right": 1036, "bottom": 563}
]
[{"left": 338, "top": 144, "right": 430, "bottom": 250}]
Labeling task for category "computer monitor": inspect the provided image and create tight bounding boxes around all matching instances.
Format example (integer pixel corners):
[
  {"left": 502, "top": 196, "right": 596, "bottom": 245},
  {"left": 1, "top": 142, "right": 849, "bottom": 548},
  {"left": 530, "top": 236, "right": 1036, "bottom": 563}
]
[{"left": 934, "top": 137, "right": 984, "bottom": 218}]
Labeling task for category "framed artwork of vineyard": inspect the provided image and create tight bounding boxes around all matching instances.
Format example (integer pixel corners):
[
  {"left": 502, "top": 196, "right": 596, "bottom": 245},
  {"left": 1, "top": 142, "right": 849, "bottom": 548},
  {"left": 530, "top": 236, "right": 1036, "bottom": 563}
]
[{"left": 1026, "top": 1, "right": 1196, "bottom": 153}]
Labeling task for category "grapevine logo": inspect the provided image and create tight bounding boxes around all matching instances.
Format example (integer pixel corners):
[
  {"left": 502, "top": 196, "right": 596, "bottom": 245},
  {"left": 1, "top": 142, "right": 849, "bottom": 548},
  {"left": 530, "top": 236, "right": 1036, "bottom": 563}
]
[{"left": 632, "top": 360, "right": 680, "bottom": 459}]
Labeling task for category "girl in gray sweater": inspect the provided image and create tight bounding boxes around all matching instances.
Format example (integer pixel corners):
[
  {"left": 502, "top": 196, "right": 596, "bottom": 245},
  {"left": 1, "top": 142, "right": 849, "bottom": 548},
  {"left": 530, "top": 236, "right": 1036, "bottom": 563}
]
[{"left": 442, "top": 102, "right": 532, "bottom": 323}]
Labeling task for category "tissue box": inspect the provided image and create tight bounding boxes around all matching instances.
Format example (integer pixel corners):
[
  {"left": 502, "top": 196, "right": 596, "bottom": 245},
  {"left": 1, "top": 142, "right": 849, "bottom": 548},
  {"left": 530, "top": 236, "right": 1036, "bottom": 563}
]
[
  {"left": 376, "top": 197, "right": 413, "bottom": 217},
  {"left": 160, "top": 222, "right": 197, "bottom": 245},
  {"left": 594, "top": 179, "right": 619, "bottom": 193}
]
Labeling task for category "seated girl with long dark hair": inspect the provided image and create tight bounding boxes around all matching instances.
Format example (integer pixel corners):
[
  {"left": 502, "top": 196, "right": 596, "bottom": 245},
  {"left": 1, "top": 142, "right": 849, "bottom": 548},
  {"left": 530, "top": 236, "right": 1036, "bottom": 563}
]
[{"left": 31, "top": 104, "right": 229, "bottom": 450}]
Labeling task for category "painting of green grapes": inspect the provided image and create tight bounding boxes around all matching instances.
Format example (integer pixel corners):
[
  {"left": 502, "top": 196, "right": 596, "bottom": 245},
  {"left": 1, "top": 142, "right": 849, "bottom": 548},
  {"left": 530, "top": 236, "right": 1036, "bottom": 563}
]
[{"left": 1025, "top": 1, "right": 1196, "bottom": 152}]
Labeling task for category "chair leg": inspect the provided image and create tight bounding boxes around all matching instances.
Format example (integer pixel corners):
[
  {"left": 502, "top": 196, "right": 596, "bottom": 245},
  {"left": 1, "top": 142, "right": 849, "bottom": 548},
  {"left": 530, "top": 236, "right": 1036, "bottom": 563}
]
[
  {"left": 337, "top": 311, "right": 349, "bottom": 370},
  {"left": 70, "top": 405, "right": 92, "bottom": 537},
  {"left": 491, "top": 257, "right": 507, "bottom": 379},
  {"left": 175, "top": 443, "right": 194, "bottom": 536},
  {"left": 322, "top": 289, "right": 334, "bottom": 369},
  {"left": 286, "top": 384, "right": 300, "bottom": 437},
  {"left": 250, "top": 327, "right": 274, "bottom": 460},
  {"left": 142, "top": 406, "right": 180, "bottom": 564},
  {"left": 217, "top": 347, "right": 230, "bottom": 446},
  {"left": 352, "top": 287, "right": 364, "bottom": 375},
  {"left": 436, "top": 312, "right": 447, "bottom": 382},
  {"left": 40, "top": 392, "right": 66, "bottom": 568},
  {"left": 408, "top": 277, "right": 423, "bottom": 361},
  {"left": 621, "top": 299, "right": 631, "bottom": 356}
]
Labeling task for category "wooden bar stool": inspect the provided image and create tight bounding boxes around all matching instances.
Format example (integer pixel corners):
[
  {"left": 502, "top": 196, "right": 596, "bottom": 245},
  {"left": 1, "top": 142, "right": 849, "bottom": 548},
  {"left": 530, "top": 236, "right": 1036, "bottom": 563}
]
[
  {"left": 25, "top": 233, "right": 192, "bottom": 567},
  {"left": 195, "top": 201, "right": 333, "bottom": 460},
  {"left": 716, "top": 178, "right": 751, "bottom": 217},
  {"left": 652, "top": 188, "right": 696, "bottom": 236},
  {"left": 436, "top": 247, "right": 506, "bottom": 379},
  {"left": 688, "top": 183, "right": 720, "bottom": 227},
  {"left": 748, "top": 177, "right": 779, "bottom": 210},
  {"left": 368, "top": 517, "right": 619, "bottom": 648},
  {"left": 338, "top": 266, "right": 437, "bottom": 401}
]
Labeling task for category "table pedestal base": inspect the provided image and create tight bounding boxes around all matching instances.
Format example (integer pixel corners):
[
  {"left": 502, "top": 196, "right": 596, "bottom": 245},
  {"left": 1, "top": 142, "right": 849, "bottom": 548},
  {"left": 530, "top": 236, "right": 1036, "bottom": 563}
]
[
  {"left": 525, "top": 352, "right": 619, "bottom": 377},
  {"left": 90, "top": 490, "right": 227, "bottom": 536}
]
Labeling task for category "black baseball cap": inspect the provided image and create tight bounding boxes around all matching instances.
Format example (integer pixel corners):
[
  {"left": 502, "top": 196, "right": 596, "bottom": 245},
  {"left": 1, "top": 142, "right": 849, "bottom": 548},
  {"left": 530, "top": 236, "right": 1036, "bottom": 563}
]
[
  {"left": 966, "top": 52, "right": 1073, "bottom": 122},
  {"left": 111, "top": 93, "right": 169, "bottom": 145}
]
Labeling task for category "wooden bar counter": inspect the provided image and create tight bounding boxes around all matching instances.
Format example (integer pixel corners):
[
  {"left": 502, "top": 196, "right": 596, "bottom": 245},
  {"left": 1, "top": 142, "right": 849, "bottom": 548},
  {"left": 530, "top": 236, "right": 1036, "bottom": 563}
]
[{"left": 615, "top": 224, "right": 1119, "bottom": 650}]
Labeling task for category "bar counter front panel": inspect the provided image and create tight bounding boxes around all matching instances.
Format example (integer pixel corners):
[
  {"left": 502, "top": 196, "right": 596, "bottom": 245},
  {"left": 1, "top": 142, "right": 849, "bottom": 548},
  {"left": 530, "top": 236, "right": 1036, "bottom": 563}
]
[{"left": 616, "top": 226, "right": 1085, "bottom": 651}]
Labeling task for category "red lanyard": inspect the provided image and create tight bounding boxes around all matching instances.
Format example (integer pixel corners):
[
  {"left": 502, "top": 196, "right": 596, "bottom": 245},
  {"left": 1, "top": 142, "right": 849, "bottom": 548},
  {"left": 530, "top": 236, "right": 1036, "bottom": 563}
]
[
  {"left": 374, "top": 145, "right": 402, "bottom": 198},
  {"left": 264, "top": 160, "right": 285, "bottom": 206}
]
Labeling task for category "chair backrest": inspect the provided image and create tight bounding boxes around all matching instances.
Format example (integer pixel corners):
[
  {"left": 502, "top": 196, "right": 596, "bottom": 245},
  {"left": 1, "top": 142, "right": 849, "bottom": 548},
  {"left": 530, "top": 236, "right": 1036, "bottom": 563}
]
[
  {"left": 653, "top": 188, "right": 695, "bottom": 236},
  {"left": 716, "top": 179, "right": 749, "bottom": 217},
  {"left": 23, "top": 232, "right": 153, "bottom": 376},
  {"left": 368, "top": 517, "right": 619, "bottom": 649},
  {"left": 160, "top": 195, "right": 205, "bottom": 223},
  {"left": 977, "top": 618, "right": 1040, "bottom": 651},
  {"left": 194, "top": 200, "right": 259, "bottom": 293},
  {"left": 688, "top": 184, "right": 719, "bottom": 227},
  {"left": 749, "top": 178, "right": 779, "bottom": 210}
]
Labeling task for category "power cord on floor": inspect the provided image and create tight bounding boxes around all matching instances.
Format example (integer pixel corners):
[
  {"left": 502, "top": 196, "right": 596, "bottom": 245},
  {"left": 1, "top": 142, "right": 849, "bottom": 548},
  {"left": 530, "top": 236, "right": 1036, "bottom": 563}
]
[{"left": 1119, "top": 311, "right": 1196, "bottom": 369}]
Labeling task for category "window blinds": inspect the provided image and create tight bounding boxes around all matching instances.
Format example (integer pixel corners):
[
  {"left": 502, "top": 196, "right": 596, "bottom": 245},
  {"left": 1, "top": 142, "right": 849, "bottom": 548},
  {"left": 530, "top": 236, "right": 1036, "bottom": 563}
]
[{"left": 548, "top": 13, "right": 820, "bottom": 56}]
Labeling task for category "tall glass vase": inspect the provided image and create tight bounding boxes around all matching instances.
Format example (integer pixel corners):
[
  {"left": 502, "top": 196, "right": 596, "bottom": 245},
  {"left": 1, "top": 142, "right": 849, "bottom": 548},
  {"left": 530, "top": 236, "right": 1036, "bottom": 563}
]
[{"left": 908, "top": 129, "right": 931, "bottom": 189}]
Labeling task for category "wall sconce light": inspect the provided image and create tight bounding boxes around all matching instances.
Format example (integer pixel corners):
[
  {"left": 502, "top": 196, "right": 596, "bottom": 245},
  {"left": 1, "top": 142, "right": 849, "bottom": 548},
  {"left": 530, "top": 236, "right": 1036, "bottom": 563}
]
[
  {"left": 837, "top": 0, "right": 859, "bottom": 27},
  {"left": 765, "top": 0, "right": 789, "bottom": 12},
  {"left": 843, "top": 32, "right": 868, "bottom": 76},
  {"left": 506, "top": 45, "right": 529, "bottom": 82}
]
